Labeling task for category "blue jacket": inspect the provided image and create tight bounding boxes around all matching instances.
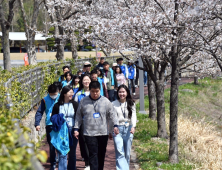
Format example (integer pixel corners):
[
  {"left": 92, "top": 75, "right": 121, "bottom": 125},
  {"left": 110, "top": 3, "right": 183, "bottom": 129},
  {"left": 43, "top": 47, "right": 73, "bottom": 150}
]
[
  {"left": 128, "top": 65, "right": 135, "bottom": 79},
  {"left": 97, "top": 77, "right": 104, "bottom": 96},
  {"left": 58, "top": 75, "right": 65, "bottom": 82},
  {"left": 35, "top": 94, "right": 60, "bottom": 127},
  {"left": 62, "top": 80, "right": 72, "bottom": 87},
  {"left": 73, "top": 87, "right": 79, "bottom": 95},
  {"left": 119, "top": 64, "right": 128, "bottom": 78},
  {"left": 50, "top": 114, "right": 71, "bottom": 156},
  {"left": 109, "top": 68, "right": 115, "bottom": 86},
  {"left": 76, "top": 90, "right": 87, "bottom": 103}
]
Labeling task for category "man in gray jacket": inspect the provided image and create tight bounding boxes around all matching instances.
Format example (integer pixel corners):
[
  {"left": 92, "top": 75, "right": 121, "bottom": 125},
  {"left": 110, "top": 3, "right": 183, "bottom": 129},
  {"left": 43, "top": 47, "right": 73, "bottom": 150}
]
[{"left": 74, "top": 81, "right": 119, "bottom": 170}]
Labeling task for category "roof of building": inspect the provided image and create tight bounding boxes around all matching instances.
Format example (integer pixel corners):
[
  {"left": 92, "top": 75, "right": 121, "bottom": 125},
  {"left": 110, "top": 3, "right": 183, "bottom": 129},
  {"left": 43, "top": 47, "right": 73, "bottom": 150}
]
[{"left": 0, "top": 32, "right": 51, "bottom": 41}]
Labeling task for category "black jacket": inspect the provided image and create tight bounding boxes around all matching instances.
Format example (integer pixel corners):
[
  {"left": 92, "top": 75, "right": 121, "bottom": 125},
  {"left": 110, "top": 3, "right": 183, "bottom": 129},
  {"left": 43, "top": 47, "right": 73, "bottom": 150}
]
[{"left": 51, "top": 100, "right": 79, "bottom": 120}]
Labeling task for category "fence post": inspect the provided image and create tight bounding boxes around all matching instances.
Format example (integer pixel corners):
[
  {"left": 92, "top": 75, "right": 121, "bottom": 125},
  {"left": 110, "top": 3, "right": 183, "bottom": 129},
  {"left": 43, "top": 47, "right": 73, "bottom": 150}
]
[
  {"left": 139, "top": 57, "right": 146, "bottom": 114},
  {"left": 4, "top": 82, "right": 13, "bottom": 110}
]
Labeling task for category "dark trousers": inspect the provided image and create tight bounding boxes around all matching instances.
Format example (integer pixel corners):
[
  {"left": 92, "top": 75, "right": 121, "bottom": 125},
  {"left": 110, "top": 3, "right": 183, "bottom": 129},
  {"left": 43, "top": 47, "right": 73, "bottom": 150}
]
[
  {"left": 128, "top": 79, "right": 135, "bottom": 93},
  {"left": 79, "top": 125, "right": 89, "bottom": 166},
  {"left": 85, "top": 135, "right": 109, "bottom": 170},
  {"left": 46, "top": 125, "right": 56, "bottom": 169},
  {"left": 68, "top": 128, "right": 78, "bottom": 170},
  {"left": 108, "top": 89, "right": 114, "bottom": 102},
  {"left": 114, "top": 91, "right": 118, "bottom": 100}
]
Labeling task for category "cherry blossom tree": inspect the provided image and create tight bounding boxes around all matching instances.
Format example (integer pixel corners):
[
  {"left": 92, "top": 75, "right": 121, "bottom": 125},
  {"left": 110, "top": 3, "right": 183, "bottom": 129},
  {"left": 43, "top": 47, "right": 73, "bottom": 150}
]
[
  {"left": 46, "top": 0, "right": 222, "bottom": 164},
  {"left": 85, "top": 0, "right": 221, "bottom": 163},
  {"left": 19, "top": 0, "right": 42, "bottom": 65},
  {"left": 0, "top": 0, "right": 17, "bottom": 71},
  {"left": 44, "top": 0, "right": 91, "bottom": 60}
]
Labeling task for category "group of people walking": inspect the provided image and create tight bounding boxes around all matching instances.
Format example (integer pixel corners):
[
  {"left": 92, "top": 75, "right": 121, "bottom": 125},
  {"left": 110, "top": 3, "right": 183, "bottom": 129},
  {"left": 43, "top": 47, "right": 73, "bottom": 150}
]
[{"left": 35, "top": 57, "right": 138, "bottom": 170}]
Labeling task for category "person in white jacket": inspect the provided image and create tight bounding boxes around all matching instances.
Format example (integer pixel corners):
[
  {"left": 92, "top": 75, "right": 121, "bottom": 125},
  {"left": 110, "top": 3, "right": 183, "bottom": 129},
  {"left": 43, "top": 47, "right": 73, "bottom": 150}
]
[{"left": 109, "top": 84, "right": 137, "bottom": 170}]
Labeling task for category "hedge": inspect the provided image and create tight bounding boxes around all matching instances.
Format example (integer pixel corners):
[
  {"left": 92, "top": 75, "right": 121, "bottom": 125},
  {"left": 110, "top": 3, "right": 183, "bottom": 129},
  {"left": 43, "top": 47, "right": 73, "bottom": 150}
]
[{"left": 0, "top": 59, "right": 77, "bottom": 169}]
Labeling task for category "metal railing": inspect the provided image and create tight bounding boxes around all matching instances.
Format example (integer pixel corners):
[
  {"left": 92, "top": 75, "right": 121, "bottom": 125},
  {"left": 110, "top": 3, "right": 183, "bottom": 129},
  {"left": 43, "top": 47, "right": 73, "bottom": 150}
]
[{"left": 4, "top": 61, "right": 71, "bottom": 118}]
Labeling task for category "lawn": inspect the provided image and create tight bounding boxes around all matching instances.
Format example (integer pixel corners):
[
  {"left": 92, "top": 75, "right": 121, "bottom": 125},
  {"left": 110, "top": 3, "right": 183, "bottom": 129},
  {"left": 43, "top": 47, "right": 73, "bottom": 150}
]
[{"left": 134, "top": 77, "right": 222, "bottom": 169}]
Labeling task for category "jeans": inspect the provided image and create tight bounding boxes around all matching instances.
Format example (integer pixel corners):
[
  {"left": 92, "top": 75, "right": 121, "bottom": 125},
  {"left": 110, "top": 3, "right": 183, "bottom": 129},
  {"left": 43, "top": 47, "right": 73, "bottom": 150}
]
[
  {"left": 46, "top": 126, "right": 56, "bottom": 170},
  {"left": 144, "top": 71, "right": 147, "bottom": 85},
  {"left": 113, "top": 125, "right": 134, "bottom": 170},
  {"left": 85, "top": 135, "right": 109, "bottom": 170},
  {"left": 128, "top": 79, "right": 135, "bottom": 94},
  {"left": 58, "top": 154, "right": 67, "bottom": 170},
  {"left": 108, "top": 89, "right": 115, "bottom": 102},
  {"left": 58, "top": 127, "right": 78, "bottom": 170}
]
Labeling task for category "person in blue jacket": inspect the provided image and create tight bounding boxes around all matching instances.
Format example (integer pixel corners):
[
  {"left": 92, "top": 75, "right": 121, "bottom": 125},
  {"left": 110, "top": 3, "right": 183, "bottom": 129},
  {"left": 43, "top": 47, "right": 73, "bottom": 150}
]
[
  {"left": 116, "top": 58, "right": 129, "bottom": 79},
  {"left": 35, "top": 84, "right": 60, "bottom": 170},
  {"left": 59, "top": 66, "right": 70, "bottom": 82},
  {"left": 73, "top": 74, "right": 91, "bottom": 169},
  {"left": 127, "top": 61, "right": 136, "bottom": 95},
  {"left": 62, "top": 71, "right": 73, "bottom": 87}
]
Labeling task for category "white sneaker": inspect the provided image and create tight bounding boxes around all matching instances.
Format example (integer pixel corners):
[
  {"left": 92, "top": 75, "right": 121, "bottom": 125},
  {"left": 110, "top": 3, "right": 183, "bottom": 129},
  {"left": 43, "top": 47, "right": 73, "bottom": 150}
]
[
  {"left": 133, "top": 93, "right": 136, "bottom": 95},
  {"left": 135, "top": 85, "right": 138, "bottom": 88},
  {"left": 144, "top": 84, "right": 147, "bottom": 87},
  {"left": 84, "top": 166, "right": 90, "bottom": 170}
]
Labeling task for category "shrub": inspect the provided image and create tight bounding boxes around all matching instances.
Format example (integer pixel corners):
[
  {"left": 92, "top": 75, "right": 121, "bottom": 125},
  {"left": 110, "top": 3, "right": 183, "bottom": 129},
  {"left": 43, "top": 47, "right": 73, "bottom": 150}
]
[{"left": 0, "top": 59, "right": 77, "bottom": 169}]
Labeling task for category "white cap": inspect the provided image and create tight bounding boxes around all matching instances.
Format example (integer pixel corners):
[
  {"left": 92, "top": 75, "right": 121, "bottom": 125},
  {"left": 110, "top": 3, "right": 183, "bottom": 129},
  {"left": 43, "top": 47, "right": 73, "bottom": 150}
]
[
  {"left": 112, "top": 63, "right": 118, "bottom": 67},
  {"left": 84, "top": 61, "right": 92, "bottom": 67}
]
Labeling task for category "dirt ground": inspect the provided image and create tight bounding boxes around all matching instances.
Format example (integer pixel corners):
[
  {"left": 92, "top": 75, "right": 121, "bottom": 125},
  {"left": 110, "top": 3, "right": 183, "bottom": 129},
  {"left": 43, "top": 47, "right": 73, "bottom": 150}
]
[{"left": 0, "top": 51, "right": 133, "bottom": 60}]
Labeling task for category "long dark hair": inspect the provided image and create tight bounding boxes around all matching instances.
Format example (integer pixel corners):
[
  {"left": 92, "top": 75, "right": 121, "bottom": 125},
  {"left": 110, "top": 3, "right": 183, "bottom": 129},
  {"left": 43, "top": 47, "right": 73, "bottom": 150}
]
[
  {"left": 94, "top": 68, "right": 104, "bottom": 78},
  {"left": 115, "top": 66, "right": 122, "bottom": 74},
  {"left": 64, "top": 71, "right": 73, "bottom": 80},
  {"left": 58, "top": 85, "right": 73, "bottom": 105},
  {"left": 76, "top": 73, "right": 91, "bottom": 93},
  {"left": 71, "top": 75, "right": 80, "bottom": 86},
  {"left": 117, "top": 84, "right": 135, "bottom": 119}
]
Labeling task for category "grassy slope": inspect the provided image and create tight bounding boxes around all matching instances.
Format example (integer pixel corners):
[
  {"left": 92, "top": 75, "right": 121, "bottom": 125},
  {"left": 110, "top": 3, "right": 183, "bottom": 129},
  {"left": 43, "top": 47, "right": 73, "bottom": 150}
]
[{"left": 134, "top": 78, "right": 222, "bottom": 170}]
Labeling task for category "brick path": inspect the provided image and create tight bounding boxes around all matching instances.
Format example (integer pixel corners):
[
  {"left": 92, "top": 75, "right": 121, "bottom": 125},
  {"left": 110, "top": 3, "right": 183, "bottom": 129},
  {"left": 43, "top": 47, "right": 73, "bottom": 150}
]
[{"left": 40, "top": 77, "right": 193, "bottom": 170}]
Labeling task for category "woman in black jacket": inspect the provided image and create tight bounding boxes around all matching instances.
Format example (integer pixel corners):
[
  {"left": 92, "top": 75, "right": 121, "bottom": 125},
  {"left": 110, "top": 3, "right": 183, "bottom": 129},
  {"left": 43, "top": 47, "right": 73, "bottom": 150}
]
[{"left": 51, "top": 85, "right": 78, "bottom": 170}]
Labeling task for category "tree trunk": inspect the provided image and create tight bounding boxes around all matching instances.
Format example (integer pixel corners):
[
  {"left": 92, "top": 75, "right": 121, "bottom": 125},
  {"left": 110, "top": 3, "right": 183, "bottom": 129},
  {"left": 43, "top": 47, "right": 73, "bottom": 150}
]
[
  {"left": 169, "top": 0, "right": 179, "bottom": 163},
  {"left": 26, "top": 29, "right": 37, "bottom": 65},
  {"left": 26, "top": 37, "right": 37, "bottom": 65},
  {"left": 148, "top": 75, "right": 156, "bottom": 120},
  {"left": 56, "top": 43, "right": 64, "bottom": 61},
  {"left": 19, "top": 0, "right": 38, "bottom": 65},
  {"left": 2, "top": 29, "right": 11, "bottom": 71},
  {"left": 169, "top": 55, "right": 179, "bottom": 163},
  {"left": 55, "top": 26, "right": 65, "bottom": 60},
  {"left": 0, "top": 3, "right": 13, "bottom": 71},
  {"left": 70, "top": 34, "right": 78, "bottom": 60},
  {"left": 156, "top": 81, "right": 168, "bottom": 138}
]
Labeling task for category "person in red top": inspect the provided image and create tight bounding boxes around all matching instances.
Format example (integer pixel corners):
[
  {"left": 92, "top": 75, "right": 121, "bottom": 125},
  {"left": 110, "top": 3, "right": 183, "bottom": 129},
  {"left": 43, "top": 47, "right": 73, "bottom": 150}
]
[{"left": 24, "top": 53, "right": 29, "bottom": 66}]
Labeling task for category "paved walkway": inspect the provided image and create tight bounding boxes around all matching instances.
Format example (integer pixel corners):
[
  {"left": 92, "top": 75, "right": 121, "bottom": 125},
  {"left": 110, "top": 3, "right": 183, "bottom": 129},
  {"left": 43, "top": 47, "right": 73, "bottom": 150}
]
[{"left": 40, "top": 77, "right": 193, "bottom": 170}]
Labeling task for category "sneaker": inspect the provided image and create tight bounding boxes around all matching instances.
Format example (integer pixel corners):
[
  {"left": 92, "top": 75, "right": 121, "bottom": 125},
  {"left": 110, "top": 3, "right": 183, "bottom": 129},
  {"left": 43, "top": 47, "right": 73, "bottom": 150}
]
[
  {"left": 144, "top": 84, "right": 147, "bottom": 87},
  {"left": 133, "top": 93, "right": 136, "bottom": 95},
  {"left": 135, "top": 85, "right": 138, "bottom": 88},
  {"left": 50, "top": 165, "right": 56, "bottom": 170},
  {"left": 84, "top": 166, "right": 90, "bottom": 170}
]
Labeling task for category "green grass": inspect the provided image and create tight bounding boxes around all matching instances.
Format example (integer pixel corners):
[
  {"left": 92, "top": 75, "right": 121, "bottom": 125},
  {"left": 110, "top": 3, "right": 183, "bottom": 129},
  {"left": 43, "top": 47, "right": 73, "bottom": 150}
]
[
  {"left": 134, "top": 114, "right": 193, "bottom": 170},
  {"left": 134, "top": 77, "right": 222, "bottom": 169}
]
